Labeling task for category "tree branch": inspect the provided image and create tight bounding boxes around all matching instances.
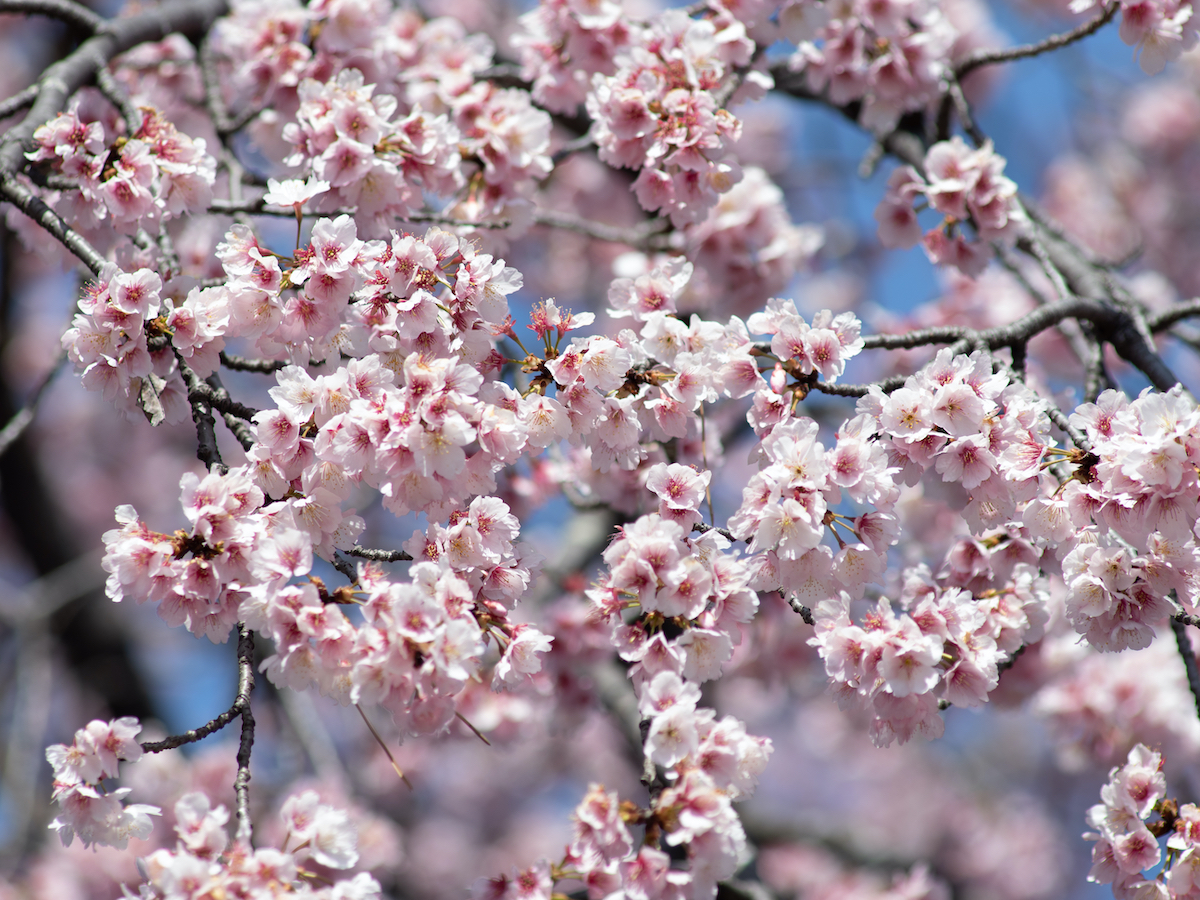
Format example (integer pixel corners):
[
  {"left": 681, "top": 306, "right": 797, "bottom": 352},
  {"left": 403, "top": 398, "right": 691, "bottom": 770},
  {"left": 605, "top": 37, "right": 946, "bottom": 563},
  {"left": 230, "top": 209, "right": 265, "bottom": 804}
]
[
  {"left": 1172, "top": 616, "right": 1200, "bottom": 723},
  {"left": 219, "top": 351, "right": 287, "bottom": 373},
  {"left": 955, "top": 2, "right": 1120, "bottom": 78},
  {"left": 533, "top": 207, "right": 670, "bottom": 248},
  {"left": 0, "top": 174, "right": 106, "bottom": 274},
  {"left": 0, "top": 0, "right": 103, "bottom": 33},
  {"left": 347, "top": 545, "right": 413, "bottom": 562},
  {"left": 0, "top": 85, "right": 38, "bottom": 121},
  {"left": 174, "top": 355, "right": 224, "bottom": 470},
  {"left": 0, "top": 351, "right": 65, "bottom": 459},
  {"left": 1149, "top": 299, "right": 1200, "bottom": 333},
  {"left": 0, "top": 0, "right": 229, "bottom": 175},
  {"left": 232, "top": 625, "right": 255, "bottom": 844}
]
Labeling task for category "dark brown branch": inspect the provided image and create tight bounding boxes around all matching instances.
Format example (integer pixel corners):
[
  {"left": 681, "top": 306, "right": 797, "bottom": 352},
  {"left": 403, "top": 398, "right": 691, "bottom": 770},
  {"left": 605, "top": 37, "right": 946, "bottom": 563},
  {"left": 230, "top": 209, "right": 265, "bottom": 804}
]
[
  {"left": 221, "top": 410, "right": 255, "bottom": 452},
  {"left": 94, "top": 67, "right": 140, "bottom": 136},
  {"left": 691, "top": 521, "right": 741, "bottom": 543},
  {"left": 220, "top": 351, "right": 287, "bottom": 373},
  {"left": 347, "top": 545, "right": 413, "bottom": 562},
  {"left": 862, "top": 326, "right": 970, "bottom": 350},
  {"left": 1172, "top": 615, "right": 1200, "bottom": 723},
  {"left": 140, "top": 704, "right": 241, "bottom": 752},
  {"left": 786, "top": 595, "right": 815, "bottom": 626},
  {"left": 174, "top": 355, "right": 224, "bottom": 470},
  {"left": 142, "top": 624, "right": 254, "bottom": 756},
  {"left": 810, "top": 375, "right": 907, "bottom": 397},
  {"left": 331, "top": 552, "right": 358, "bottom": 582},
  {"left": 232, "top": 625, "right": 255, "bottom": 844},
  {"left": 203, "top": 372, "right": 258, "bottom": 420},
  {"left": 955, "top": 2, "right": 1120, "bottom": 78}
]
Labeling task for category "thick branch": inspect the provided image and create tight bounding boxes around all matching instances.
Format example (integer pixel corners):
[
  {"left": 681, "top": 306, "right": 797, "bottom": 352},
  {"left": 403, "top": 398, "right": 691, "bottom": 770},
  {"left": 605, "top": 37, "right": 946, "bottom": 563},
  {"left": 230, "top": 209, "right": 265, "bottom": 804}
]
[
  {"left": 347, "top": 545, "right": 413, "bottom": 562},
  {"left": 233, "top": 625, "right": 256, "bottom": 844},
  {"left": 175, "top": 356, "right": 224, "bottom": 470}
]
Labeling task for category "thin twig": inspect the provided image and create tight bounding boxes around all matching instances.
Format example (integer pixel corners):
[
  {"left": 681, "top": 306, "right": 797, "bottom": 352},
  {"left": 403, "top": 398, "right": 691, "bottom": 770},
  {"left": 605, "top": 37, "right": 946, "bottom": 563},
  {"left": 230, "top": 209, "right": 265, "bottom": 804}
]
[
  {"left": 533, "top": 207, "right": 670, "bottom": 248},
  {"left": 94, "top": 66, "right": 141, "bottom": 135},
  {"left": 0, "top": 352, "right": 65, "bottom": 458},
  {"left": 955, "top": 2, "right": 1120, "bottom": 77},
  {"left": 946, "top": 77, "right": 985, "bottom": 147},
  {"left": 1149, "top": 299, "right": 1200, "bottom": 333},
  {"left": 455, "top": 710, "right": 492, "bottom": 746},
  {"left": 356, "top": 704, "right": 413, "bottom": 789},
  {"left": 142, "top": 624, "right": 255, "bottom": 754},
  {"left": 551, "top": 132, "right": 595, "bottom": 164}
]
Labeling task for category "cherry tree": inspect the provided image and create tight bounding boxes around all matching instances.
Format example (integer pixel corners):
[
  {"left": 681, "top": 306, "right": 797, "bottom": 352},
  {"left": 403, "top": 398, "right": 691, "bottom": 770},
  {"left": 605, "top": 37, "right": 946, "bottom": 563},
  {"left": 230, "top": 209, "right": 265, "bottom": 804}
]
[{"left": 1, "top": 0, "right": 1200, "bottom": 898}]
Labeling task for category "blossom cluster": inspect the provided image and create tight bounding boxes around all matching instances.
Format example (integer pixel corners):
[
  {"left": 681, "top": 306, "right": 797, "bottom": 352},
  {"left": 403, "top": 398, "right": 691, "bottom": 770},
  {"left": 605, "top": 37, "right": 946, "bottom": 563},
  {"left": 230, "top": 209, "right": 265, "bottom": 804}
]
[
  {"left": 281, "top": 68, "right": 462, "bottom": 234},
  {"left": 45, "top": 717, "right": 160, "bottom": 850},
  {"left": 135, "top": 790, "right": 381, "bottom": 900},
  {"left": 27, "top": 105, "right": 215, "bottom": 232},
  {"left": 60, "top": 264, "right": 176, "bottom": 409},
  {"left": 478, "top": 505, "right": 772, "bottom": 900},
  {"left": 211, "top": 4, "right": 552, "bottom": 228},
  {"left": 1083, "top": 743, "right": 1187, "bottom": 898},
  {"left": 1050, "top": 387, "right": 1200, "bottom": 650},
  {"left": 584, "top": 8, "right": 751, "bottom": 226},
  {"left": 808, "top": 564, "right": 1049, "bottom": 746},
  {"left": 1033, "top": 629, "right": 1200, "bottom": 772},
  {"left": 682, "top": 166, "right": 825, "bottom": 317},
  {"left": 513, "top": 0, "right": 632, "bottom": 114},
  {"left": 780, "top": 0, "right": 958, "bottom": 131},
  {"left": 102, "top": 463, "right": 550, "bottom": 732},
  {"left": 875, "top": 138, "right": 1025, "bottom": 276},
  {"left": 559, "top": 701, "right": 772, "bottom": 900},
  {"left": 1072, "top": 0, "right": 1199, "bottom": 74}
]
